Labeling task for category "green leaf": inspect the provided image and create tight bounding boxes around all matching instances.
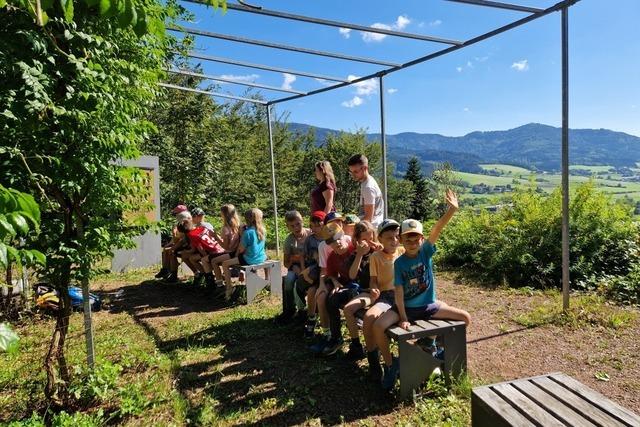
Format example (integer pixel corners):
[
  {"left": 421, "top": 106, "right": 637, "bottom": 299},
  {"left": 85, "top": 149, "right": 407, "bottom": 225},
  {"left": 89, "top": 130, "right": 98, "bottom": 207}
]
[
  {"left": 7, "top": 213, "right": 29, "bottom": 235},
  {"left": 98, "top": 0, "right": 111, "bottom": 15},
  {"left": 0, "top": 0, "right": 7, "bottom": 8},
  {"left": 6, "top": 246, "right": 21, "bottom": 269},
  {"left": 0, "top": 215, "right": 16, "bottom": 238},
  {"left": 11, "top": 190, "right": 40, "bottom": 223},
  {"left": 0, "top": 243, "right": 6, "bottom": 269},
  {"left": 0, "top": 323, "right": 20, "bottom": 354},
  {"left": 30, "top": 250, "right": 46, "bottom": 266},
  {"left": 41, "top": 0, "right": 53, "bottom": 9},
  {"left": 147, "top": 17, "right": 165, "bottom": 39},
  {"left": 133, "top": 7, "right": 147, "bottom": 36},
  {"left": 117, "top": 0, "right": 135, "bottom": 27},
  {"left": 62, "top": 0, "right": 74, "bottom": 22}
]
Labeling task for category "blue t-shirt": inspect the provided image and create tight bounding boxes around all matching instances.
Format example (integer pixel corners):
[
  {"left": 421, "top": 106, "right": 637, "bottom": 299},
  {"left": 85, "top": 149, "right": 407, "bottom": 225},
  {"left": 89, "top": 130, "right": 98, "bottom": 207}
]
[
  {"left": 241, "top": 226, "right": 267, "bottom": 265},
  {"left": 394, "top": 242, "right": 436, "bottom": 308}
]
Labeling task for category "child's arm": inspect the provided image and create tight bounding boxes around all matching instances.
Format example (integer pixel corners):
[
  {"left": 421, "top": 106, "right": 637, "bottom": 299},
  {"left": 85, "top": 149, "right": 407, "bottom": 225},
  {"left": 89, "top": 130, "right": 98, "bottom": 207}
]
[
  {"left": 428, "top": 189, "right": 459, "bottom": 244},
  {"left": 369, "top": 276, "right": 380, "bottom": 300},
  {"left": 349, "top": 241, "right": 369, "bottom": 280},
  {"left": 394, "top": 286, "right": 410, "bottom": 330}
]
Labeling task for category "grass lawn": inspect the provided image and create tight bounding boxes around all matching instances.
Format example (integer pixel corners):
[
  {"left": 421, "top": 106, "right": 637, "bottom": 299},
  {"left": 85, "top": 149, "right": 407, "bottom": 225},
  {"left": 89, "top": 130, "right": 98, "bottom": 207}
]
[
  {"left": 479, "top": 164, "right": 533, "bottom": 176},
  {"left": 1, "top": 267, "right": 639, "bottom": 426}
]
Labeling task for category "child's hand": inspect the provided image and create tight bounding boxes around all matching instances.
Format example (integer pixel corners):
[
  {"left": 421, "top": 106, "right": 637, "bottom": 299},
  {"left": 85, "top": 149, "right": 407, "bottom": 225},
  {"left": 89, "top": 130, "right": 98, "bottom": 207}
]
[
  {"left": 445, "top": 189, "right": 459, "bottom": 210},
  {"left": 399, "top": 320, "right": 411, "bottom": 330},
  {"left": 355, "top": 240, "right": 369, "bottom": 256},
  {"left": 302, "top": 268, "right": 312, "bottom": 283},
  {"left": 370, "top": 288, "right": 380, "bottom": 301},
  {"left": 368, "top": 240, "right": 384, "bottom": 251}
]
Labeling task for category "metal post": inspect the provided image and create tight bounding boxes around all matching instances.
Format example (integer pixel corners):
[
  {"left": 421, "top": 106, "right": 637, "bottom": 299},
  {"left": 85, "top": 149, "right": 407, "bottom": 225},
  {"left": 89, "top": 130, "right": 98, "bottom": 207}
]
[
  {"left": 81, "top": 275, "right": 95, "bottom": 369},
  {"left": 561, "top": 7, "right": 570, "bottom": 312},
  {"left": 379, "top": 75, "right": 389, "bottom": 218},
  {"left": 266, "top": 105, "right": 280, "bottom": 257}
]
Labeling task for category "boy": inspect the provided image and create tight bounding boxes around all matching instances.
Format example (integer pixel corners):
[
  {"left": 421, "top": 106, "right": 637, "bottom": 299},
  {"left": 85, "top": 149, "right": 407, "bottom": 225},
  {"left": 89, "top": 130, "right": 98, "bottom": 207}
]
[
  {"left": 275, "top": 210, "right": 311, "bottom": 325},
  {"left": 342, "top": 219, "right": 404, "bottom": 379},
  {"left": 181, "top": 218, "right": 225, "bottom": 288},
  {"left": 186, "top": 207, "right": 214, "bottom": 286},
  {"left": 373, "top": 190, "right": 471, "bottom": 391},
  {"left": 309, "top": 221, "right": 355, "bottom": 353},
  {"left": 294, "top": 211, "right": 325, "bottom": 332},
  {"left": 156, "top": 204, "right": 193, "bottom": 283}
]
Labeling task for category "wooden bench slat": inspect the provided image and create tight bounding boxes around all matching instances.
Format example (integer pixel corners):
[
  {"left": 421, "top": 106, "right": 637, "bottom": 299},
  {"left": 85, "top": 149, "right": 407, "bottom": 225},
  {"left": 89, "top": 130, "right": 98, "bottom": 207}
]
[
  {"left": 491, "top": 383, "right": 565, "bottom": 426},
  {"left": 512, "top": 380, "right": 598, "bottom": 427},
  {"left": 548, "top": 373, "right": 640, "bottom": 426},
  {"left": 472, "top": 387, "right": 537, "bottom": 427},
  {"left": 532, "top": 377, "right": 627, "bottom": 427}
]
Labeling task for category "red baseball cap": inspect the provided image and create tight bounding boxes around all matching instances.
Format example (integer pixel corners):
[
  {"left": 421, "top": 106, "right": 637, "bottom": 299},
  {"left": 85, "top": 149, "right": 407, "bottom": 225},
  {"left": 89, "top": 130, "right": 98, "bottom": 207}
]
[
  {"left": 311, "top": 211, "right": 326, "bottom": 222},
  {"left": 172, "top": 204, "right": 188, "bottom": 214}
]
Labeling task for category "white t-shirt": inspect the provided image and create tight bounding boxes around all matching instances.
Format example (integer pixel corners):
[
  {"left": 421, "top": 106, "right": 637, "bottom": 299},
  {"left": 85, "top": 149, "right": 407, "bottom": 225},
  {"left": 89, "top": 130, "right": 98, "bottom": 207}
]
[{"left": 359, "top": 175, "right": 384, "bottom": 228}]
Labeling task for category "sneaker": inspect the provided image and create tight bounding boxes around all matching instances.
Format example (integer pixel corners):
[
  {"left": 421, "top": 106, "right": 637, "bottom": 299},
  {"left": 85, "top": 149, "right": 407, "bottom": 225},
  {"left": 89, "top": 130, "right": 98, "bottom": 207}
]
[
  {"left": 165, "top": 272, "right": 179, "bottom": 283},
  {"left": 381, "top": 357, "right": 400, "bottom": 391},
  {"left": 304, "top": 319, "right": 317, "bottom": 339},
  {"left": 432, "top": 347, "right": 445, "bottom": 361},
  {"left": 309, "top": 336, "right": 331, "bottom": 354},
  {"left": 322, "top": 337, "right": 344, "bottom": 356},
  {"left": 154, "top": 268, "right": 168, "bottom": 279},
  {"left": 345, "top": 341, "right": 365, "bottom": 361}
]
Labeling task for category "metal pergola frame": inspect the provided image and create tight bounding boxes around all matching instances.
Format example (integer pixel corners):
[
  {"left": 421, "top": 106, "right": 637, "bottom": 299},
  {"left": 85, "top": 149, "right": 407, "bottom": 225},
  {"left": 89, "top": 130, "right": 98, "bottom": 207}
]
[{"left": 166, "top": 0, "right": 580, "bottom": 310}]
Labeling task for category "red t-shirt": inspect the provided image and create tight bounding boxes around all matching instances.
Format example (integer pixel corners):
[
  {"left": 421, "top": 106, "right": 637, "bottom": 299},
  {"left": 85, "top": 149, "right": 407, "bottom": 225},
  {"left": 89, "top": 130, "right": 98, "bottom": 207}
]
[
  {"left": 187, "top": 226, "right": 224, "bottom": 255},
  {"left": 325, "top": 242, "right": 355, "bottom": 285},
  {"left": 310, "top": 180, "right": 337, "bottom": 213}
]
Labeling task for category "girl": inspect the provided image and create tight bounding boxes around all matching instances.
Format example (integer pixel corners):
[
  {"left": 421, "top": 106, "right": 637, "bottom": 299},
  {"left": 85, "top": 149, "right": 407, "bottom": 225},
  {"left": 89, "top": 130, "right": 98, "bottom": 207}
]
[
  {"left": 310, "top": 160, "right": 337, "bottom": 214},
  {"left": 221, "top": 208, "right": 267, "bottom": 300},
  {"left": 209, "top": 204, "right": 241, "bottom": 285}
]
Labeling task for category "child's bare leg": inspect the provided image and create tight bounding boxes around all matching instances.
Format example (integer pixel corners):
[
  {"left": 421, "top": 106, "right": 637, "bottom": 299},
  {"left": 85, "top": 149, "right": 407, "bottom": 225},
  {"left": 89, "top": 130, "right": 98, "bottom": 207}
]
[
  {"left": 222, "top": 257, "right": 239, "bottom": 295},
  {"left": 363, "top": 304, "right": 386, "bottom": 351},
  {"left": 373, "top": 309, "right": 400, "bottom": 366},
  {"left": 201, "top": 255, "right": 212, "bottom": 273},
  {"left": 189, "top": 254, "right": 204, "bottom": 273},
  {"left": 306, "top": 286, "right": 317, "bottom": 316},
  {"left": 344, "top": 295, "right": 369, "bottom": 339},
  {"left": 316, "top": 283, "right": 329, "bottom": 328},
  {"left": 432, "top": 301, "right": 471, "bottom": 326},
  {"left": 210, "top": 253, "right": 230, "bottom": 281}
]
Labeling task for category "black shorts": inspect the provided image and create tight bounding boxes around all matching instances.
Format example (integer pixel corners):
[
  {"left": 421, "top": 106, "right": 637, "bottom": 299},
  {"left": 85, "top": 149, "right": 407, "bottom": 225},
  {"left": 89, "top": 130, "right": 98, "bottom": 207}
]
[
  {"left": 238, "top": 254, "right": 248, "bottom": 266},
  {"left": 391, "top": 302, "right": 441, "bottom": 322},
  {"left": 371, "top": 289, "right": 395, "bottom": 310}
]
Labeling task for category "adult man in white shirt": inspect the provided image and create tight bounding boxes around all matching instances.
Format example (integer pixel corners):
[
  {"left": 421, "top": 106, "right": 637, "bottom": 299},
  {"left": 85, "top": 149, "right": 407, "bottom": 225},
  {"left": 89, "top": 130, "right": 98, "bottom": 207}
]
[{"left": 348, "top": 154, "right": 384, "bottom": 228}]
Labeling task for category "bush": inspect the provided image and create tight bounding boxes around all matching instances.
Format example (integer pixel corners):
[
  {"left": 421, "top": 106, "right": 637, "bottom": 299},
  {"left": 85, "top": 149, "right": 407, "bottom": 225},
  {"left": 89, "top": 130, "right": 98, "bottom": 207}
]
[{"left": 438, "top": 181, "right": 640, "bottom": 295}]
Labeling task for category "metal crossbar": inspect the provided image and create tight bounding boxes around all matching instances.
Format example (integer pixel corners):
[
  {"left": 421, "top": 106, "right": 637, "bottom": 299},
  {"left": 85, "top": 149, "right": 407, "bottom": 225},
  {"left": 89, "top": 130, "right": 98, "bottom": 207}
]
[
  {"left": 166, "top": 68, "right": 307, "bottom": 94},
  {"left": 158, "top": 82, "right": 266, "bottom": 104}
]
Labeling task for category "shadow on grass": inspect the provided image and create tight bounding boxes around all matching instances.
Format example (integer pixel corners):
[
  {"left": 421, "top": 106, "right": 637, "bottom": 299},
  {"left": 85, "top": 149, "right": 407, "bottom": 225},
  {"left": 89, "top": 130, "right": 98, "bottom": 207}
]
[
  {"left": 163, "top": 318, "right": 400, "bottom": 425},
  {"left": 110, "top": 280, "right": 400, "bottom": 425}
]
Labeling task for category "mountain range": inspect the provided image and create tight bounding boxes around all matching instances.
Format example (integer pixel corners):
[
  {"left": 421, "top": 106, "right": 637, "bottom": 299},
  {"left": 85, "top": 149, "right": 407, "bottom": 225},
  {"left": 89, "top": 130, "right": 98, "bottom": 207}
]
[{"left": 287, "top": 122, "right": 640, "bottom": 174}]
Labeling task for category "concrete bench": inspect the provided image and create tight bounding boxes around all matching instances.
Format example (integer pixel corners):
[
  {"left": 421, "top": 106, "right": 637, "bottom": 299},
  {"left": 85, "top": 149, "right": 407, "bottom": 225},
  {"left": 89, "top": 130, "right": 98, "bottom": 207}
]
[
  {"left": 472, "top": 372, "right": 640, "bottom": 427},
  {"left": 386, "top": 319, "right": 467, "bottom": 399},
  {"left": 243, "top": 260, "right": 282, "bottom": 304}
]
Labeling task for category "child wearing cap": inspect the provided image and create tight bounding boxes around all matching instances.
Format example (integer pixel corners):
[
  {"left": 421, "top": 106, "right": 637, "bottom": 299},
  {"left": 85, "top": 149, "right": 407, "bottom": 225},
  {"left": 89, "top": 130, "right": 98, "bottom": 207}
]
[
  {"left": 309, "top": 219, "right": 355, "bottom": 352},
  {"left": 295, "top": 211, "right": 326, "bottom": 332},
  {"left": 342, "top": 218, "right": 404, "bottom": 378},
  {"left": 321, "top": 220, "right": 377, "bottom": 356},
  {"left": 185, "top": 207, "right": 215, "bottom": 286},
  {"left": 155, "top": 205, "right": 192, "bottom": 282},
  {"left": 180, "top": 218, "right": 226, "bottom": 287},
  {"left": 374, "top": 190, "right": 471, "bottom": 391},
  {"left": 275, "top": 210, "right": 311, "bottom": 325},
  {"left": 343, "top": 214, "right": 359, "bottom": 237}
]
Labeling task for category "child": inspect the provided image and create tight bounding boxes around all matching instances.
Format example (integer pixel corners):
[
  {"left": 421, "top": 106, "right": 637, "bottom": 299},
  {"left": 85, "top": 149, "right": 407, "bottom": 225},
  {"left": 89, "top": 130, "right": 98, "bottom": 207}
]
[
  {"left": 187, "top": 207, "right": 215, "bottom": 286},
  {"left": 275, "top": 210, "right": 311, "bottom": 324},
  {"left": 155, "top": 204, "right": 192, "bottom": 282},
  {"left": 181, "top": 219, "right": 226, "bottom": 287},
  {"left": 343, "top": 219, "right": 404, "bottom": 378},
  {"left": 309, "top": 220, "right": 354, "bottom": 352},
  {"left": 209, "top": 204, "right": 241, "bottom": 286},
  {"left": 374, "top": 190, "right": 471, "bottom": 391},
  {"left": 295, "top": 211, "right": 326, "bottom": 333},
  {"left": 221, "top": 208, "right": 267, "bottom": 300},
  {"left": 321, "top": 220, "right": 377, "bottom": 356}
]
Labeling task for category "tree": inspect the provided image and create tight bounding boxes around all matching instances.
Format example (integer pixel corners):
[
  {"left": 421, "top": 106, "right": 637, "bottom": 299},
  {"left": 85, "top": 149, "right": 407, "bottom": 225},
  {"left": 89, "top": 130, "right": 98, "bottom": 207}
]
[
  {"left": 0, "top": 0, "right": 223, "bottom": 405},
  {"left": 403, "top": 156, "right": 429, "bottom": 220}
]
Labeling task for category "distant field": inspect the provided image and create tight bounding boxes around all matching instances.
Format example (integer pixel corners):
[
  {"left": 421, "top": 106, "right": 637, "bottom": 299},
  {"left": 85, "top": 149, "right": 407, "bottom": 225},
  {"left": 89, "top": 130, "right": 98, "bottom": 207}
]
[
  {"left": 457, "top": 164, "right": 640, "bottom": 205},
  {"left": 479, "top": 164, "right": 533, "bottom": 175}
]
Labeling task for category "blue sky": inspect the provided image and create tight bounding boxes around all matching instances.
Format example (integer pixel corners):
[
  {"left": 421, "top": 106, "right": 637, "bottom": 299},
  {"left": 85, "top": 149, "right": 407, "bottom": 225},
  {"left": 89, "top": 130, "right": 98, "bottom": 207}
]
[{"left": 177, "top": 0, "right": 640, "bottom": 137}]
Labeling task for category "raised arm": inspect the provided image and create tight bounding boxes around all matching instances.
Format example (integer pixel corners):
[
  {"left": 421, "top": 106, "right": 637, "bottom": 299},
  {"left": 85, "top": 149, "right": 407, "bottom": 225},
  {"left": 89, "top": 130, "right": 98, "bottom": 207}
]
[{"left": 428, "top": 189, "right": 458, "bottom": 244}]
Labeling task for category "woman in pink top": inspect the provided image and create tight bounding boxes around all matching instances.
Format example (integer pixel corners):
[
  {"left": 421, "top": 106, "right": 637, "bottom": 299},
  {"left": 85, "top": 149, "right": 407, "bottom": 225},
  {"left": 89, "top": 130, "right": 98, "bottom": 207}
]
[
  {"left": 310, "top": 160, "right": 337, "bottom": 214},
  {"left": 209, "top": 204, "right": 241, "bottom": 285}
]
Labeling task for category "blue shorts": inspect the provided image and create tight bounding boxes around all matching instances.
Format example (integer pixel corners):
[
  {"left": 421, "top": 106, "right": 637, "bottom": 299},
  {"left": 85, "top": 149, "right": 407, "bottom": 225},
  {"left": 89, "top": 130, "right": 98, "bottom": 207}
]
[
  {"left": 392, "top": 302, "right": 441, "bottom": 322},
  {"left": 371, "top": 289, "right": 395, "bottom": 310}
]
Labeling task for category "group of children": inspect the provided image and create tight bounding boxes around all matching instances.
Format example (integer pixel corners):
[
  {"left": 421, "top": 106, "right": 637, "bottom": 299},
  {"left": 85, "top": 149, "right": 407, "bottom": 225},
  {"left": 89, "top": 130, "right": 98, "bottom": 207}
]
[
  {"left": 276, "top": 189, "right": 471, "bottom": 391},
  {"left": 155, "top": 204, "right": 267, "bottom": 300}
]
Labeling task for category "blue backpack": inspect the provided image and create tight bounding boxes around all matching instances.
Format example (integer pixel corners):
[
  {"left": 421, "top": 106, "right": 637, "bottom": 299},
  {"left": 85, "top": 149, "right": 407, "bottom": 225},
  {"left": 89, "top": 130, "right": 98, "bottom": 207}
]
[{"left": 68, "top": 286, "right": 102, "bottom": 311}]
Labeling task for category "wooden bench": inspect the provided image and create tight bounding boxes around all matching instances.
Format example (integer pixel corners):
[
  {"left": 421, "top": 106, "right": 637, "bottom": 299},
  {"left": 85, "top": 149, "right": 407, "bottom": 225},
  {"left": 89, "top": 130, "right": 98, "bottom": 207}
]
[
  {"left": 386, "top": 319, "right": 467, "bottom": 399},
  {"left": 243, "top": 260, "right": 282, "bottom": 303},
  {"left": 472, "top": 372, "right": 640, "bottom": 427}
]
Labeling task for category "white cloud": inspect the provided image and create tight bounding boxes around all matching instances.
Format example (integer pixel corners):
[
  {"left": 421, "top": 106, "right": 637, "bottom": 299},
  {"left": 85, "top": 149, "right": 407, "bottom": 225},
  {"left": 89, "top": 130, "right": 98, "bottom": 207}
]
[
  {"left": 361, "top": 15, "right": 411, "bottom": 42},
  {"left": 341, "top": 96, "right": 364, "bottom": 108},
  {"left": 429, "top": 19, "right": 442, "bottom": 27},
  {"left": 339, "top": 28, "right": 351, "bottom": 39},
  {"left": 218, "top": 73, "right": 259, "bottom": 83},
  {"left": 314, "top": 78, "right": 333, "bottom": 87},
  {"left": 463, "top": 107, "right": 470, "bottom": 112},
  {"left": 456, "top": 66, "right": 463, "bottom": 73},
  {"left": 347, "top": 75, "right": 378, "bottom": 95},
  {"left": 387, "top": 88, "right": 398, "bottom": 94},
  {"left": 466, "top": 61, "right": 474, "bottom": 68},
  {"left": 475, "top": 56, "right": 489, "bottom": 62},
  {"left": 395, "top": 15, "right": 411, "bottom": 30},
  {"left": 511, "top": 59, "right": 529, "bottom": 72},
  {"left": 281, "top": 73, "right": 296, "bottom": 90}
]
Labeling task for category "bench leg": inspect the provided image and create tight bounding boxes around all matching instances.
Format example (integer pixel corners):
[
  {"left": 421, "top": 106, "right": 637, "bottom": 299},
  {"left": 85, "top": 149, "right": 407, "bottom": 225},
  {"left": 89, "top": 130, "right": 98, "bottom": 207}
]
[
  {"left": 442, "top": 324, "right": 467, "bottom": 385},
  {"left": 398, "top": 339, "right": 441, "bottom": 400},
  {"left": 268, "top": 262, "right": 282, "bottom": 298},
  {"left": 246, "top": 270, "right": 266, "bottom": 304}
]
